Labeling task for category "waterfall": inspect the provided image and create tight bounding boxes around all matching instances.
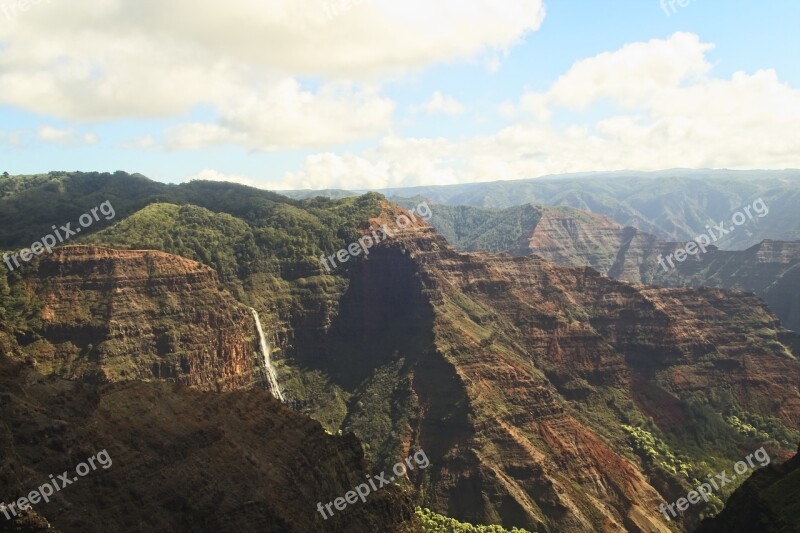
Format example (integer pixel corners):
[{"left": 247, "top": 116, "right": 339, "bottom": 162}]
[{"left": 250, "top": 308, "right": 286, "bottom": 402}]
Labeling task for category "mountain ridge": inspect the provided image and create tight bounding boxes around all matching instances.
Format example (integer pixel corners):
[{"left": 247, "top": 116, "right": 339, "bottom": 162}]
[{"left": 280, "top": 169, "right": 800, "bottom": 249}]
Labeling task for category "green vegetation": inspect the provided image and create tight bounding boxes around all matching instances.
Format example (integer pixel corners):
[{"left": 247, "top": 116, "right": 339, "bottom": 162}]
[
  {"left": 342, "top": 358, "right": 412, "bottom": 465},
  {"left": 85, "top": 203, "right": 257, "bottom": 281},
  {"left": 727, "top": 412, "right": 800, "bottom": 449},
  {"left": 1, "top": 172, "right": 383, "bottom": 281},
  {"left": 0, "top": 171, "right": 164, "bottom": 249},
  {"left": 697, "top": 449, "right": 800, "bottom": 531},
  {"left": 0, "top": 263, "right": 42, "bottom": 330},
  {"left": 83, "top": 191, "right": 383, "bottom": 280},
  {"left": 727, "top": 416, "right": 769, "bottom": 441},
  {"left": 283, "top": 366, "right": 351, "bottom": 433},
  {"left": 622, "top": 424, "right": 691, "bottom": 478},
  {"left": 622, "top": 424, "right": 725, "bottom": 515},
  {"left": 416, "top": 508, "right": 533, "bottom": 533}
]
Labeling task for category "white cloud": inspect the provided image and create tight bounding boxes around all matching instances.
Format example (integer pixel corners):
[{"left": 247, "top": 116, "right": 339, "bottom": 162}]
[
  {"left": 165, "top": 81, "right": 394, "bottom": 151},
  {"left": 0, "top": 0, "right": 544, "bottom": 151},
  {"left": 125, "top": 136, "right": 157, "bottom": 150},
  {"left": 37, "top": 126, "right": 98, "bottom": 146},
  {"left": 518, "top": 93, "right": 550, "bottom": 122},
  {"left": 418, "top": 92, "right": 465, "bottom": 116},
  {"left": 37, "top": 126, "right": 73, "bottom": 143},
  {"left": 281, "top": 140, "right": 462, "bottom": 190},
  {"left": 546, "top": 32, "right": 713, "bottom": 109},
  {"left": 277, "top": 33, "right": 800, "bottom": 190}
]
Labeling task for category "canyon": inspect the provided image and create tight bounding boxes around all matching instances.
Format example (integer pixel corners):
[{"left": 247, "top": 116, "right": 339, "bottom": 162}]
[{"left": 2, "top": 172, "right": 799, "bottom": 531}]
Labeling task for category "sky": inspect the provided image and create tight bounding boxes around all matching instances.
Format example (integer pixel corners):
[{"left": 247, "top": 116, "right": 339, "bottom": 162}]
[{"left": 0, "top": 0, "right": 799, "bottom": 190}]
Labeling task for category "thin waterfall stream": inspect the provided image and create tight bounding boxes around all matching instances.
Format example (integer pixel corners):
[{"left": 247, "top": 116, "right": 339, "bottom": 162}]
[{"left": 250, "top": 307, "right": 286, "bottom": 402}]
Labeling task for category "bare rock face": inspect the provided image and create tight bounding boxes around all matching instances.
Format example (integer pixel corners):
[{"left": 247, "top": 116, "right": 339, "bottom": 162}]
[
  {"left": 512, "top": 208, "right": 644, "bottom": 277},
  {"left": 654, "top": 240, "right": 800, "bottom": 333},
  {"left": 11, "top": 246, "right": 259, "bottom": 391},
  {"left": 0, "top": 355, "right": 420, "bottom": 533},
  {"left": 290, "top": 204, "right": 800, "bottom": 532}
]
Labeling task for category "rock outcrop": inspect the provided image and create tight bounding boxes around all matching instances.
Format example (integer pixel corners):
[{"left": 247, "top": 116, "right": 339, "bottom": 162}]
[{"left": 524, "top": 219, "right": 800, "bottom": 334}]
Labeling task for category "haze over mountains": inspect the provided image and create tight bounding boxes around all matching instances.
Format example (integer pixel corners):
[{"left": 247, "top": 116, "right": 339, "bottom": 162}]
[
  {"left": 1, "top": 171, "right": 799, "bottom": 532},
  {"left": 285, "top": 170, "right": 800, "bottom": 249}
]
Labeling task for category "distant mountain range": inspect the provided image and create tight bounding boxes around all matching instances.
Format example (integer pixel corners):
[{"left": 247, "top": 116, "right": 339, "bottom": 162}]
[{"left": 283, "top": 169, "right": 800, "bottom": 250}]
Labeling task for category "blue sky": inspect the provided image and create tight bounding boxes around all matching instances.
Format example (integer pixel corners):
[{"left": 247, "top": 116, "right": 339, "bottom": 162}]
[{"left": 1, "top": 0, "right": 798, "bottom": 189}]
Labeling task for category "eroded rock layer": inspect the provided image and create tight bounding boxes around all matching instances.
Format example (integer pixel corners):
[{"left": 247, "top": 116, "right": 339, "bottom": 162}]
[{"left": 8, "top": 246, "right": 259, "bottom": 391}]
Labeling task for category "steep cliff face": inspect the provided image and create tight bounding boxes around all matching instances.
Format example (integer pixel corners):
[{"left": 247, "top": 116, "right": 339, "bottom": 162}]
[
  {"left": 289, "top": 204, "right": 800, "bottom": 532},
  {"left": 764, "top": 259, "right": 800, "bottom": 336},
  {"left": 511, "top": 207, "right": 644, "bottom": 274},
  {"left": 0, "top": 353, "right": 419, "bottom": 532},
  {"left": 656, "top": 240, "right": 800, "bottom": 333},
  {"left": 6, "top": 246, "right": 260, "bottom": 391}
]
